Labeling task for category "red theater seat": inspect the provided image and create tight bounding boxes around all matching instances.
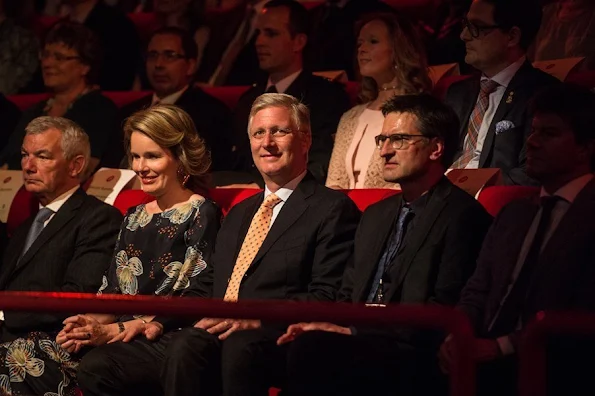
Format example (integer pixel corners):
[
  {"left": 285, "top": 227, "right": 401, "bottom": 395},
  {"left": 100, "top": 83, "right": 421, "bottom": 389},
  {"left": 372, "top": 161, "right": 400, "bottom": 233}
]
[
  {"left": 202, "top": 86, "right": 251, "bottom": 109},
  {"left": 127, "top": 12, "right": 162, "bottom": 42},
  {"left": 344, "top": 81, "right": 359, "bottom": 106},
  {"left": 566, "top": 70, "right": 595, "bottom": 89},
  {"left": 7, "top": 93, "right": 51, "bottom": 111},
  {"left": 113, "top": 189, "right": 155, "bottom": 215},
  {"left": 343, "top": 188, "right": 400, "bottom": 212},
  {"left": 6, "top": 187, "right": 38, "bottom": 237},
  {"left": 209, "top": 188, "right": 261, "bottom": 215},
  {"left": 103, "top": 91, "right": 152, "bottom": 108},
  {"left": 477, "top": 185, "right": 539, "bottom": 217}
]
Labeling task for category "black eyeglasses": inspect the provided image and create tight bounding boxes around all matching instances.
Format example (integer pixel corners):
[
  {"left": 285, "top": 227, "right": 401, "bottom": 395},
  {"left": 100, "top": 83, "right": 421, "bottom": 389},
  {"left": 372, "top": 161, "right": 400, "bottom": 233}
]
[
  {"left": 250, "top": 127, "right": 297, "bottom": 140},
  {"left": 145, "top": 50, "right": 187, "bottom": 63},
  {"left": 39, "top": 50, "right": 81, "bottom": 62},
  {"left": 374, "top": 133, "right": 430, "bottom": 150},
  {"left": 461, "top": 17, "right": 501, "bottom": 38}
]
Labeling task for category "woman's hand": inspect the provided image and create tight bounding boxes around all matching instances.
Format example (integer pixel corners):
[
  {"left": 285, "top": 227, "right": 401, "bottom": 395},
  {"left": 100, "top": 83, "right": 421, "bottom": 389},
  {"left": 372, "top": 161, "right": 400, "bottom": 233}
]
[
  {"left": 108, "top": 319, "right": 146, "bottom": 343},
  {"left": 60, "top": 315, "right": 119, "bottom": 349}
]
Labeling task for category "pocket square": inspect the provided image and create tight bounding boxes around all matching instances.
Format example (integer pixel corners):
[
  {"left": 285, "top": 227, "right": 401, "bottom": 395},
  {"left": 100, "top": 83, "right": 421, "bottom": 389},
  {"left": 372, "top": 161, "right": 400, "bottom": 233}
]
[{"left": 495, "top": 120, "right": 515, "bottom": 135}]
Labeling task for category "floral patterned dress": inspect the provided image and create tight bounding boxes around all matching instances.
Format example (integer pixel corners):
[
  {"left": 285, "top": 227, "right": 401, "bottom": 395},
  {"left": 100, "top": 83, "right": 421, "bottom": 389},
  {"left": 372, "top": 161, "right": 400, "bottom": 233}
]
[{"left": 0, "top": 197, "right": 220, "bottom": 396}]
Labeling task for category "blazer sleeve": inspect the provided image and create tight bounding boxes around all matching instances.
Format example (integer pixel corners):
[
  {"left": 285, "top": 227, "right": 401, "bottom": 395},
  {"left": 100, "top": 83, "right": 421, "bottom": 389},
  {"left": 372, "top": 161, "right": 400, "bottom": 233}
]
[
  {"left": 153, "top": 201, "right": 222, "bottom": 332},
  {"left": 326, "top": 107, "right": 357, "bottom": 189},
  {"left": 6, "top": 203, "right": 122, "bottom": 331},
  {"left": 501, "top": 117, "right": 538, "bottom": 186},
  {"left": 291, "top": 196, "right": 360, "bottom": 302}
]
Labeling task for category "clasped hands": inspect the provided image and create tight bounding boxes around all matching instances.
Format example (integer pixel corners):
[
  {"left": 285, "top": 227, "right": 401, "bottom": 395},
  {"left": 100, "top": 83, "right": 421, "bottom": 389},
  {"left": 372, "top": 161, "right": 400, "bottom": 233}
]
[{"left": 56, "top": 315, "right": 163, "bottom": 354}]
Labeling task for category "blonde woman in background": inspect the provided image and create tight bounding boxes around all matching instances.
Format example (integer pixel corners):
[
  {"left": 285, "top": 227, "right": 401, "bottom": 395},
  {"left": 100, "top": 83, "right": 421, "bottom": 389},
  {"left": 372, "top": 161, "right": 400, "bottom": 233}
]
[{"left": 326, "top": 12, "right": 431, "bottom": 190}]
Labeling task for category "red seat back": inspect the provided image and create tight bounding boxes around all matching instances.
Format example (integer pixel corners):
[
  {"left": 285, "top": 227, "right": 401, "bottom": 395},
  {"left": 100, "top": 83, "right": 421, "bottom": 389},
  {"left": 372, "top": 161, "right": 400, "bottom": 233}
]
[
  {"left": 202, "top": 86, "right": 251, "bottom": 109},
  {"left": 113, "top": 189, "right": 155, "bottom": 215},
  {"left": 477, "top": 185, "right": 540, "bottom": 217},
  {"left": 343, "top": 189, "right": 400, "bottom": 212},
  {"left": 6, "top": 186, "right": 38, "bottom": 237},
  {"left": 127, "top": 12, "right": 162, "bottom": 42},
  {"left": 208, "top": 188, "right": 261, "bottom": 216},
  {"left": 103, "top": 91, "right": 152, "bottom": 108},
  {"left": 7, "top": 93, "right": 51, "bottom": 111},
  {"left": 566, "top": 70, "right": 595, "bottom": 89}
]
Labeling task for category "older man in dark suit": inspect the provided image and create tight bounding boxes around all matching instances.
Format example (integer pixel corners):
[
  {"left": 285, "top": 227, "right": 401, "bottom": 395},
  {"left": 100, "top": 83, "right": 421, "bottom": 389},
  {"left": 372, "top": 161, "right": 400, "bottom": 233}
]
[
  {"left": 277, "top": 94, "right": 492, "bottom": 396},
  {"left": 0, "top": 116, "right": 121, "bottom": 394},
  {"left": 222, "top": 0, "right": 351, "bottom": 186},
  {"left": 440, "top": 84, "right": 595, "bottom": 396},
  {"left": 445, "top": 0, "right": 558, "bottom": 185}
]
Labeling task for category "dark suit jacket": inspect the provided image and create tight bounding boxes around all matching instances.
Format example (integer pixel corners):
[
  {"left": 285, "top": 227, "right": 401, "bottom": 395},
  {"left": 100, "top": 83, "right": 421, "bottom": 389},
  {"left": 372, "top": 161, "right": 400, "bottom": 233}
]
[
  {"left": 458, "top": 178, "right": 595, "bottom": 342},
  {"left": 115, "top": 86, "right": 234, "bottom": 171},
  {"left": 445, "top": 61, "right": 559, "bottom": 185},
  {"left": 231, "top": 71, "right": 351, "bottom": 183},
  {"left": 340, "top": 177, "right": 492, "bottom": 345},
  {"left": 211, "top": 173, "right": 360, "bottom": 302},
  {"left": 0, "top": 188, "right": 122, "bottom": 335}
]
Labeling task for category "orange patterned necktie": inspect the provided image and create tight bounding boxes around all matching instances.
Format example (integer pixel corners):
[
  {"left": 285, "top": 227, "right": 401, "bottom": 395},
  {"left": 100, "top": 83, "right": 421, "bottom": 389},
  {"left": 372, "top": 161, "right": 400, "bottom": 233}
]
[
  {"left": 452, "top": 79, "right": 499, "bottom": 168},
  {"left": 223, "top": 193, "right": 282, "bottom": 302}
]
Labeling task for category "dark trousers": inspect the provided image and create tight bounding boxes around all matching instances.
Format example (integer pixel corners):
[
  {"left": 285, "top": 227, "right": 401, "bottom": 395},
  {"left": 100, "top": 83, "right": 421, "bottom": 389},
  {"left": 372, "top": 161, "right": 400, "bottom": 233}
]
[
  {"left": 284, "top": 330, "right": 446, "bottom": 396},
  {"left": 78, "top": 326, "right": 286, "bottom": 396}
]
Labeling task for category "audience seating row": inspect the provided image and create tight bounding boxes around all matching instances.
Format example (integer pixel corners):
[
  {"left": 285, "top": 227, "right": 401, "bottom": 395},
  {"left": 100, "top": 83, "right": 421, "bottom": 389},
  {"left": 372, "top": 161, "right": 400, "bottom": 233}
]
[{"left": 6, "top": 183, "right": 539, "bottom": 236}]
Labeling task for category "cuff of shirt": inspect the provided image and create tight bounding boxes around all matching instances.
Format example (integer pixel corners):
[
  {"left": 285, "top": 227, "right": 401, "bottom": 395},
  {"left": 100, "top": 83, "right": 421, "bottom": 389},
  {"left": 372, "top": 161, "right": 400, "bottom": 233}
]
[{"left": 496, "top": 335, "right": 515, "bottom": 356}]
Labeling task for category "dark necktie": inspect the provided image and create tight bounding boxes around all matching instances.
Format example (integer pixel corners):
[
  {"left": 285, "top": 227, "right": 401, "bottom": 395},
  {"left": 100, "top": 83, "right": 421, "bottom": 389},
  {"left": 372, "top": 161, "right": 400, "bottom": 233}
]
[
  {"left": 265, "top": 85, "right": 278, "bottom": 94},
  {"left": 20, "top": 207, "right": 54, "bottom": 261},
  {"left": 489, "top": 196, "right": 562, "bottom": 334},
  {"left": 367, "top": 205, "right": 414, "bottom": 303}
]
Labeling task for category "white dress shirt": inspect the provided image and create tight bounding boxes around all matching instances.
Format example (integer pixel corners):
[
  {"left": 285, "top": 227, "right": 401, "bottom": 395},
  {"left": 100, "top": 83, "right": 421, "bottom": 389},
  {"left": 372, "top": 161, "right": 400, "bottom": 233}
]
[
  {"left": 263, "top": 170, "right": 307, "bottom": 228},
  {"left": 151, "top": 85, "right": 189, "bottom": 106},
  {"left": 266, "top": 69, "right": 302, "bottom": 94},
  {"left": 465, "top": 56, "right": 526, "bottom": 169}
]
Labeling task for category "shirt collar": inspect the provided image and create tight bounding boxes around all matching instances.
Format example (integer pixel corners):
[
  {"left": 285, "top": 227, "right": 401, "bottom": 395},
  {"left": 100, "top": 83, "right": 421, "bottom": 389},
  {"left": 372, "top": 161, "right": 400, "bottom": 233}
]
[
  {"left": 264, "top": 170, "right": 307, "bottom": 203},
  {"left": 152, "top": 85, "right": 189, "bottom": 106},
  {"left": 540, "top": 173, "right": 594, "bottom": 204},
  {"left": 481, "top": 55, "right": 526, "bottom": 88},
  {"left": 41, "top": 185, "right": 79, "bottom": 212},
  {"left": 266, "top": 69, "right": 302, "bottom": 94}
]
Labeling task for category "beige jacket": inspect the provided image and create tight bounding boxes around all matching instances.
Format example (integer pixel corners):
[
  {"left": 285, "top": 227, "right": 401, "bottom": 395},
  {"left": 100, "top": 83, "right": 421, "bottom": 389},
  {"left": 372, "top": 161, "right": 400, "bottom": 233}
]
[{"left": 326, "top": 104, "right": 399, "bottom": 189}]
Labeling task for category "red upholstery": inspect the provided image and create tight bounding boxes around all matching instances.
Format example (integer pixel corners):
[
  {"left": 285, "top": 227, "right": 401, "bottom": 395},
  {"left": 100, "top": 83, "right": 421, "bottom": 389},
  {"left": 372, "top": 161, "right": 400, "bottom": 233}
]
[
  {"left": 30, "top": 15, "right": 60, "bottom": 39},
  {"left": 566, "top": 70, "right": 595, "bottom": 89},
  {"left": 6, "top": 187, "right": 38, "bottom": 237},
  {"left": 127, "top": 12, "right": 162, "bottom": 42},
  {"left": 202, "top": 85, "right": 251, "bottom": 109},
  {"left": 476, "top": 185, "right": 540, "bottom": 217},
  {"left": 343, "top": 188, "right": 400, "bottom": 212},
  {"left": 344, "top": 81, "right": 359, "bottom": 106},
  {"left": 432, "top": 74, "right": 472, "bottom": 100},
  {"left": 103, "top": 90, "right": 152, "bottom": 108},
  {"left": 7, "top": 93, "right": 51, "bottom": 111},
  {"left": 209, "top": 188, "right": 262, "bottom": 216},
  {"left": 112, "top": 189, "right": 155, "bottom": 215}
]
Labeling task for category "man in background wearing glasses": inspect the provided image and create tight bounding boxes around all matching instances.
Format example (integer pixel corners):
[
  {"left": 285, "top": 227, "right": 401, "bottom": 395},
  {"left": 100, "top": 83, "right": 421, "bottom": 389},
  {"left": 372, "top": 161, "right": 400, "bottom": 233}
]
[
  {"left": 277, "top": 94, "right": 492, "bottom": 396},
  {"left": 115, "top": 27, "right": 234, "bottom": 171},
  {"left": 445, "top": 0, "right": 558, "bottom": 186}
]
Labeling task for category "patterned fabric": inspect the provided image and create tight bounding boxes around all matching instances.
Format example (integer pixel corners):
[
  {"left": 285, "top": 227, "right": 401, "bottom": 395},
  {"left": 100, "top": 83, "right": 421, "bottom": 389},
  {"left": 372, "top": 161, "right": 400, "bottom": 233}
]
[
  {"left": 0, "top": 19, "right": 39, "bottom": 95},
  {"left": 0, "top": 197, "right": 217, "bottom": 395},
  {"left": 326, "top": 104, "right": 400, "bottom": 189},
  {"left": 452, "top": 79, "right": 499, "bottom": 168},
  {"left": 224, "top": 194, "right": 282, "bottom": 302}
]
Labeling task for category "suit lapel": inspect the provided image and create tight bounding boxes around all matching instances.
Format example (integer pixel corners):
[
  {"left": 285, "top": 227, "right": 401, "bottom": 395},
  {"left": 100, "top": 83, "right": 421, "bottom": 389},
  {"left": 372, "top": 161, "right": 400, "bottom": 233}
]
[
  {"left": 353, "top": 195, "right": 402, "bottom": 302},
  {"left": 386, "top": 179, "right": 450, "bottom": 301},
  {"left": 0, "top": 219, "right": 32, "bottom": 289},
  {"left": 479, "top": 61, "right": 533, "bottom": 167},
  {"left": 8, "top": 189, "right": 85, "bottom": 279},
  {"left": 284, "top": 71, "right": 307, "bottom": 99}
]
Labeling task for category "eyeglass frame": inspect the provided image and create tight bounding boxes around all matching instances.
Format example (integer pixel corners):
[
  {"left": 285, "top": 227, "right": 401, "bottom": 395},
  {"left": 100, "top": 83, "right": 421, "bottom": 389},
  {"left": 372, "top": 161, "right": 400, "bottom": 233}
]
[
  {"left": 250, "top": 127, "right": 302, "bottom": 140},
  {"left": 374, "top": 133, "right": 433, "bottom": 150},
  {"left": 145, "top": 50, "right": 188, "bottom": 63},
  {"left": 38, "top": 50, "right": 82, "bottom": 62},
  {"left": 461, "top": 17, "right": 502, "bottom": 39}
]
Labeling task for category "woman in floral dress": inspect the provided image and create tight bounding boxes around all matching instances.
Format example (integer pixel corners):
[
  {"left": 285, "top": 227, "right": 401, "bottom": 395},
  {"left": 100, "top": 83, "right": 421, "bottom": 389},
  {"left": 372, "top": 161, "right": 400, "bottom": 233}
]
[{"left": 0, "top": 105, "right": 219, "bottom": 396}]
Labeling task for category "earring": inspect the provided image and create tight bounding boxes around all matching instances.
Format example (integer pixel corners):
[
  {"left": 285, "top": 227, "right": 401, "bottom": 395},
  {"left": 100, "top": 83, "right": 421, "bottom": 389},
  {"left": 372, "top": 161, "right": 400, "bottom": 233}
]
[{"left": 177, "top": 166, "right": 190, "bottom": 187}]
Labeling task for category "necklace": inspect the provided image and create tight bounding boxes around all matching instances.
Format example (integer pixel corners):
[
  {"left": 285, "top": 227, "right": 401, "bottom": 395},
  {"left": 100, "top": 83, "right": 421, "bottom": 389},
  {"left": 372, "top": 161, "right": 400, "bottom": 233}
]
[{"left": 378, "top": 85, "right": 399, "bottom": 92}]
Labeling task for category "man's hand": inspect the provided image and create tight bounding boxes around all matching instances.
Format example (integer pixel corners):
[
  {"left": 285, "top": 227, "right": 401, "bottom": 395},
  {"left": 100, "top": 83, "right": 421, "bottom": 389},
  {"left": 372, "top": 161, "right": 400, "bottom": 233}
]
[
  {"left": 277, "top": 322, "right": 352, "bottom": 345},
  {"left": 57, "top": 315, "right": 118, "bottom": 353},
  {"left": 194, "top": 318, "right": 262, "bottom": 340},
  {"left": 439, "top": 335, "right": 502, "bottom": 374},
  {"left": 144, "top": 322, "right": 164, "bottom": 341},
  {"left": 438, "top": 334, "right": 454, "bottom": 374}
]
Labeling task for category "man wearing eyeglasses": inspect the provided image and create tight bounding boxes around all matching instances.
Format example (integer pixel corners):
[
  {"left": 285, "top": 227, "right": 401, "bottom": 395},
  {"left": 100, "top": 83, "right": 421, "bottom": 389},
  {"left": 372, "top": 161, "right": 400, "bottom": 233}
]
[
  {"left": 277, "top": 94, "right": 492, "bottom": 396},
  {"left": 115, "top": 27, "right": 234, "bottom": 171},
  {"left": 445, "top": 0, "right": 558, "bottom": 186}
]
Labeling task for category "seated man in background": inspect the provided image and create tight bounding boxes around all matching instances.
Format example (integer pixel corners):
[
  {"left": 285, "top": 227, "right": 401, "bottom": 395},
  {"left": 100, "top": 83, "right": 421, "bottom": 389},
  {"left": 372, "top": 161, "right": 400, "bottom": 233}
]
[
  {"left": 0, "top": 116, "right": 122, "bottom": 395},
  {"left": 445, "top": 0, "right": 558, "bottom": 185},
  {"left": 76, "top": 93, "right": 361, "bottom": 396},
  {"left": 278, "top": 94, "right": 492, "bottom": 396},
  {"left": 440, "top": 84, "right": 595, "bottom": 396},
  {"left": 115, "top": 27, "right": 234, "bottom": 171},
  {"left": 220, "top": 0, "right": 351, "bottom": 187}
]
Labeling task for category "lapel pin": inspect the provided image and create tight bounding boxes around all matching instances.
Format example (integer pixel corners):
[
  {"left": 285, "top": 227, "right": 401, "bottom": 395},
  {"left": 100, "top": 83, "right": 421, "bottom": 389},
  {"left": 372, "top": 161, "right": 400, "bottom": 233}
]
[{"left": 506, "top": 91, "right": 514, "bottom": 104}]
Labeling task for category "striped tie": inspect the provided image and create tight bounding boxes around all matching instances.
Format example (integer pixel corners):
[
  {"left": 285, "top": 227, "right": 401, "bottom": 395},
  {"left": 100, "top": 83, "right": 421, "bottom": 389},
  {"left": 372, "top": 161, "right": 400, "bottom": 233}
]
[{"left": 452, "top": 79, "right": 499, "bottom": 168}]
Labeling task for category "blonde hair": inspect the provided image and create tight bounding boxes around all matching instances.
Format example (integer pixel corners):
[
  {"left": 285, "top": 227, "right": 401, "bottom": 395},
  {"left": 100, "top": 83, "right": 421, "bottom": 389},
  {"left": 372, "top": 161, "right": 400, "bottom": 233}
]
[
  {"left": 25, "top": 116, "right": 91, "bottom": 179},
  {"left": 356, "top": 12, "right": 432, "bottom": 103},
  {"left": 248, "top": 93, "right": 311, "bottom": 137},
  {"left": 123, "top": 104, "right": 211, "bottom": 192}
]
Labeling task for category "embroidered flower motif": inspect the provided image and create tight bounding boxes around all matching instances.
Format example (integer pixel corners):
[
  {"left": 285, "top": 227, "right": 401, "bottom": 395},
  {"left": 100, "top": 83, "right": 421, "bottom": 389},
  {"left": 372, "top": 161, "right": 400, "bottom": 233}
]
[
  {"left": 495, "top": 120, "right": 515, "bottom": 135},
  {"left": 97, "top": 275, "right": 109, "bottom": 295},
  {"left": 38, "top": 340, "right": 78, "bottom": 375},
  {"left": 115, "top": 250, "right": 143, "bottom": 295},
  {"left": 0, "top": 374, "right": 11, "bottom": 395},
  {"left": 126, "top": 205, "right": 153, "bottom": 231},
  {"left": 5, "top": 339, "right": 44, "bottom": 382},
  {"left": 161, "top": 199, "right": 203, "bottom": 225},
  {"left": 154, "top": 246, "right": 206, "bottom": 295}
]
